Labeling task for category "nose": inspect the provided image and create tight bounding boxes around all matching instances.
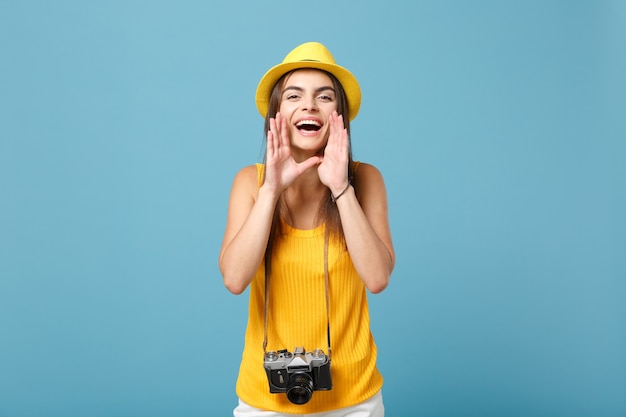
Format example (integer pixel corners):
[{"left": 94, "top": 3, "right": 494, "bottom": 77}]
[{"left": 301, "top": 95, "right": 318, "bottom": 113}]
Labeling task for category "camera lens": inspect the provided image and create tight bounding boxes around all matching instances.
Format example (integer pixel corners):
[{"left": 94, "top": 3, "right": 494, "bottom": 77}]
[{"left": 286, "top": 373, "right": 314, "bottom": 404}]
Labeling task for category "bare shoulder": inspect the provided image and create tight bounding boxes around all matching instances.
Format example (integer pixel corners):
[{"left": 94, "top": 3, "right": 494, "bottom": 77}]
[
  {"left": 231, "top": 164, "right": 260, "bottom": 199},
  {"left": 233, "top": 164, "right": 259, "bottom": 182},
  {"left": 354, "top": 162, "right": 386, "bottom": 193},
  {"left": 355, "top": 162, "right": 383, "bottom": 178}
]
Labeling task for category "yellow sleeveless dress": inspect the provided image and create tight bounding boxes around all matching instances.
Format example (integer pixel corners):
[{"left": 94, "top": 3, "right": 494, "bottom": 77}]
[{"left": 235, "top": 163, "right": 383, "bottom": 414}]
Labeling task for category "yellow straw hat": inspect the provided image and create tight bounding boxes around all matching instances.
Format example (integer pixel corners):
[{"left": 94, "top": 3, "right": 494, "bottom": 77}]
[{"left": 255, "top": 42, "right": 361, "bottom": 121}]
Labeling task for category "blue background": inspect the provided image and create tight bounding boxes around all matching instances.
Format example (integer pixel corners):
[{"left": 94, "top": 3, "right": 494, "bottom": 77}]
[{"left": 1, "top": 1, "right": 625, "bottom": 416}]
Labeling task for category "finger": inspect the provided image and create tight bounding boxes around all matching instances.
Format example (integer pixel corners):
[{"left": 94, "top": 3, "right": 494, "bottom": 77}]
[
  {"left": 271, "top": 113, "right": 281, "bottom": 149},
  {"left": 326, "top": 111, "right": 338, "bottom": 149},
  {"left": 278, "top": 112, "right": 289, "bottom": 148},
  {"left": 330, "top": 112, "right": 344, "bottom": 151},
  {"left": 335, "top": 113, "right": 346, "bottom": 143},
  {"left": 268, "top": 117, "right": 279, "bottom": 157},
  {"left": 267, "top": 129, "right": 275, "bottom": 159},
  {"left": 334, "top": 112, "right": 347, "bottom": 152}
]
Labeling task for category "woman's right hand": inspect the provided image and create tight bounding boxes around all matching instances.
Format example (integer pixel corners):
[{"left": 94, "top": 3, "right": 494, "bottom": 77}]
[
  {"left": 264, "top": 112, "right": 321, "bottom": 194},
  {"left": 219, "top": 113, "right": 322, "bottom": 294}
]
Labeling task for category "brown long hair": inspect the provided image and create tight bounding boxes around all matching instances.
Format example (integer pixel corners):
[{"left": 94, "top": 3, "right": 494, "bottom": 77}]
[{"left": 262, "top": 69, "right": 357, "bottom": 250}]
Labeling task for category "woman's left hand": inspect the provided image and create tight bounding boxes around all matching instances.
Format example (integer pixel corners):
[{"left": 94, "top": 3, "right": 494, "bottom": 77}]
[{"left": 318, "top": 111, "right": 350, "bottom": 195}]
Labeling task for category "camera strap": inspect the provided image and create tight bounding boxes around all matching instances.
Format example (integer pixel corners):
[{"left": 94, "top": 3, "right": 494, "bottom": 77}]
[{"left": 263, "top": 225, "right": 332, "bottom": 359}]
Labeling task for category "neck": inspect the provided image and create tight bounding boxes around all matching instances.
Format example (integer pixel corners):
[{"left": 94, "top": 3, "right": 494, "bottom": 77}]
[
  {"left": 280, "top": 167, "right": 328, "bottom": 230},
  {"left": 292, "top": 164, "right": 324, "bottom": 188}
]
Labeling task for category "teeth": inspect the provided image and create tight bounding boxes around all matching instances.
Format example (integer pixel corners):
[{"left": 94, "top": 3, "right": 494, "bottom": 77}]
[{"left": 296, "top": 120, "right": 321, "bottom": 127}]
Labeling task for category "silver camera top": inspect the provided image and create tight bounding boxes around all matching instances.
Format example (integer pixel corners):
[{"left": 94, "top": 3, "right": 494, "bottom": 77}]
[{"left": 264, "top": 347, "right": 328, "bottom": 372}]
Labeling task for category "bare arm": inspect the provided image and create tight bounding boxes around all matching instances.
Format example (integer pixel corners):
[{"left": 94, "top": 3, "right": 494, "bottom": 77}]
[
  {"left": 335, "top": 164, "right": 395, "bottom": 293},
  {"left": 317, "top": 112, "right": 395, "bottom": 293},
  {"left": 219, "top": 113, "right": 321, "bottom": 294},
  {"left": 218, "top": 166, "right": 277, "bottom": 294}
]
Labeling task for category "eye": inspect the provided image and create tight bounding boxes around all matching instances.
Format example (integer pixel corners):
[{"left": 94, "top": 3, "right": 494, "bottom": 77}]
[
  {"left": 285, "top": 93, "right": 300, "bottom": 100},
  {"left": 318, "top": 94, "right": 334, "bottom": 101}
]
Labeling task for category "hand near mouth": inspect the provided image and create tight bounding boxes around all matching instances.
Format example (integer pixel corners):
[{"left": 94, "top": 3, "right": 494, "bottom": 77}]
[
  {"left": 264, "top": 112, "right": 322, "bottom": 193},
  {"left": 318, "top": 111, "right": 350, "bottom": 196}
]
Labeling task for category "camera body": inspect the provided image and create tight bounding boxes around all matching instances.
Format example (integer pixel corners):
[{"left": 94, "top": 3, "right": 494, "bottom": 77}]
[{"left": 263, "top": 347, "right": 332, "bottom": 405}]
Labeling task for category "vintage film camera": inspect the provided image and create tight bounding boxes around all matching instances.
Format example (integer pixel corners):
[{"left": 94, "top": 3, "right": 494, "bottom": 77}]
[{"left": 263, "top": 346, "right": 332, "bottom": 404}]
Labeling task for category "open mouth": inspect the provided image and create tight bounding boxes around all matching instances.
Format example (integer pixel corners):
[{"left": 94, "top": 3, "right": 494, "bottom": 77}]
[{"left": 296, "top": 119, "right": 322, "bottom": 132}]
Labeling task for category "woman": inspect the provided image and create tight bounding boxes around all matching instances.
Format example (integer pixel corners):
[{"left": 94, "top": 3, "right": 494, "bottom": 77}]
[{"left": 219, "top": 42, "right": 395, "bottom": 416}]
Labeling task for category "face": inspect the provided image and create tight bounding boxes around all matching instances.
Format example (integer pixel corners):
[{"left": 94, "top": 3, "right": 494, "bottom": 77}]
[{"left": 278, "top": 69, "right": 338, "bottom": 154}]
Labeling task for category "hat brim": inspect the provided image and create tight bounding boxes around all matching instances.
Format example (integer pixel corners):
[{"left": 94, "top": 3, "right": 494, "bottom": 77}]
[{"left": 255, "top": 61, "right": 361, "bottom": 121}]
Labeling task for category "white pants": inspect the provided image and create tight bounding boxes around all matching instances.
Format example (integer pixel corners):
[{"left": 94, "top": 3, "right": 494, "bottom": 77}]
[{"left": 233, "top": 391, "right": 384, "bottom": 417}]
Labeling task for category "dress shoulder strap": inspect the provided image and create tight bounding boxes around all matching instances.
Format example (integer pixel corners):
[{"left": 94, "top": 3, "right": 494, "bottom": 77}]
[{"left": 256, "top": 163, "right": 264, "bottom": 189}]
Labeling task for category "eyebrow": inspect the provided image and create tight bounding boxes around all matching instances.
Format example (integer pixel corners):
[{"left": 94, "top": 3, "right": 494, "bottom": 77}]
[{"left": 282, "top": 85, "right": 336, "bottom": 94}]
